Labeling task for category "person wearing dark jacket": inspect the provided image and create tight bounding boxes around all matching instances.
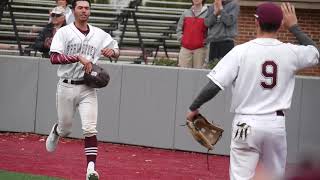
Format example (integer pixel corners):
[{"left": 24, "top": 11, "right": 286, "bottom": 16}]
[
  {"left": 205, "top": 0, "right": 239, "bottom": 62},
  {"left": 34, "top": 6, "right": 66, "bottom": 58},
  {"left": 176, "top": 0, "right": 208, "bottom": 69}
]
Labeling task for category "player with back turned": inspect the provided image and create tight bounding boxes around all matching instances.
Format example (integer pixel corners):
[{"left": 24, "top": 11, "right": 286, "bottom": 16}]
[
  {"left": 186, "top": 2, "right": 319, "bottom": 180},
  {"left": 45, "top": 0, "right": 120, "bottom": 180}
]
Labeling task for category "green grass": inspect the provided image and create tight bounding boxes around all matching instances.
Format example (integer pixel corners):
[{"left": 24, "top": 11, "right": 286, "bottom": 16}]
[{"left": 0, "top": 170, "right": 65, "bottom": 180}]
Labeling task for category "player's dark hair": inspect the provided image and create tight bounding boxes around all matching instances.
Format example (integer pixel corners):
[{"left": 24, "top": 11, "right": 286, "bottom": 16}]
[
  {"left": 259, "top": 23, "right": 280, "bottom": 33},
  {"left": 72, "top": 0, "right": 91, "bottom": 9},
  {"left": 191, "top": 0, "right": 206, "bottom": 6}
]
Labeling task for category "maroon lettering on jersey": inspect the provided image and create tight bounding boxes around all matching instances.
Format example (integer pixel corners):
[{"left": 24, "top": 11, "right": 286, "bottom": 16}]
[{"left": 261, "top": 61, "right": 277, "bottom": 89}]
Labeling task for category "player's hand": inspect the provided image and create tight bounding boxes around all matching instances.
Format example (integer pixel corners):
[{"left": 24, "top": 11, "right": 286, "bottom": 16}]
[
  {"left": 83, "top": 62, "right": 93, "bottom": 74},
  {"left": 186, "top": 110, "right": 199, "bottom": 122},
  {"left": 78, "top": 55, "right": 92, "bottom": 74},
  {"left": 281, "top": 2, "right": 298, "bottom": 29},
  {"left": 101, "top": 48, "right": 115, "bottom": 58}
]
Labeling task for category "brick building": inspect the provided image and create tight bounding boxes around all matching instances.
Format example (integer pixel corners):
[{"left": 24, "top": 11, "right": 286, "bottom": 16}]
[{"left": 237, "top": 0, "right": 320, "bottom": 76}]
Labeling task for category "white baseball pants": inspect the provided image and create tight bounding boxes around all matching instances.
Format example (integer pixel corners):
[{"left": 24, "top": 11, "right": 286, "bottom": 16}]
[
  {"left": 55, "top": 79, "right": 98, "bottom": 137},
  {"left": 230, "top": 113, "right": 287, "bottom": 180}
]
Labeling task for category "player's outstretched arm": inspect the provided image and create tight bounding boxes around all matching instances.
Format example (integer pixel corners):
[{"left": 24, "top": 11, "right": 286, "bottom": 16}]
[
  {"left": 187, "top": 80, "right": 221, "bottom": 121},
  {"left": 282, "top": 2, "right": 319, "bottom": 52}
]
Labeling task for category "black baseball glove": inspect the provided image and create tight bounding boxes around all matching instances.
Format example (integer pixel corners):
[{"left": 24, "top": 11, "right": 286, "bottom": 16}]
[{"left": 84, "top": 64, "right": 110, "bottom": 88}]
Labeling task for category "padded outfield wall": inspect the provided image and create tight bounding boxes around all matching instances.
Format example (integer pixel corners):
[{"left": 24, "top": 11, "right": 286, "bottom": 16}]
[{"left": 0, "top": 55, "right": 319, "bottom": 163}]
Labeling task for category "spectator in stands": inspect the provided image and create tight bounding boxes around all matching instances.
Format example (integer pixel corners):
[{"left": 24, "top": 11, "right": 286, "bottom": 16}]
[
  {"left": 49, "top": 0, "right": 74, "bottom": 24},
  {"left": 205, "top": 0, "right": 239, "bottom": 62},
  {"left": 35, "top": 6, "right": 66, "bottom": 58},
  {"left": 176, "top": 0, "right": 208, "bottom": 69}
]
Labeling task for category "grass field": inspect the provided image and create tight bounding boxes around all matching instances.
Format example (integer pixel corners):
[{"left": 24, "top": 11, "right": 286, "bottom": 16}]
[{"left": 0, "top": 170, "right": 65, "bottom": 180}]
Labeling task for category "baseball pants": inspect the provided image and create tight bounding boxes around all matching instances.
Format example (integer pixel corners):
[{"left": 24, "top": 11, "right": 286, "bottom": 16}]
[
  {"left": 230, "top": 112, "right": 287, "bottom": 180},
  {"left": 55, "top": 79, "right": 98, "bottom": 137}
]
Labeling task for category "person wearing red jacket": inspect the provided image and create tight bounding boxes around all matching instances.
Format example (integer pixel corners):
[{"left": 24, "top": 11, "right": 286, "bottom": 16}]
[{"left": 176, "top": 0, "right": 208, "bottom": 69}]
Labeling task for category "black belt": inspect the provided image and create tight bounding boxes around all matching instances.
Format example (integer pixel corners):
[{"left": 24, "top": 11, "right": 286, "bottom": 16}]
[
  {"left": 276, "top": 110, "right": 284, "bottom": 116},
  {"left": 63, "top": 79, "right": 85, "bottom": 85}
]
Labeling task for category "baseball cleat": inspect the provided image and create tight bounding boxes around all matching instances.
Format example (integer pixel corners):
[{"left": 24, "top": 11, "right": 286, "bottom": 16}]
[
  {"left": 46, "top": 123, "right": 59, "bottom": 152},
  {"left": 86, "top": 161, "right": 99, "bottom": 180}
]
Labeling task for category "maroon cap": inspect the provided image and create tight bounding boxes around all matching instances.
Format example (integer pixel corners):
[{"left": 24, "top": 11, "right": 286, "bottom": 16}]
[{"left": 255, "top": 2, "right": 283, "bottom": 28}]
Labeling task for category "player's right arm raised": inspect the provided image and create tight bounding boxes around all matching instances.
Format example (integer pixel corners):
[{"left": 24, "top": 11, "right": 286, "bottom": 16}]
[{"left": 282, "top": 2, "right": 320, "bottom": 57}]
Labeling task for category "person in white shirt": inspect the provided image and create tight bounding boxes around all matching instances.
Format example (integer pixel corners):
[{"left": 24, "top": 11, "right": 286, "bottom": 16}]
[
  {"left": 186, "top": 2, "right": 319, "bottom": 180},
  {"left": 45, "top": 1, "right": 120, "bottom": 180},
  {"left": 49, "top": 0, "right": 74, "bottom": 24}
]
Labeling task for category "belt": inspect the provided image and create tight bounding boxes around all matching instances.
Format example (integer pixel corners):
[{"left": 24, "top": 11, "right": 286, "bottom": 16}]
[
  {"left": 276, "top": 110, "right": 284, "bottom": 116},
  {"left": 63, "top": 79, "right": 85, "bottom": 85}
]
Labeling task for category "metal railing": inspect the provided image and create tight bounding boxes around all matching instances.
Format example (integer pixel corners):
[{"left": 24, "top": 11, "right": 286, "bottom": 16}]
[{"left": 0, "top": 0, "right": 23, "bottom": 55}]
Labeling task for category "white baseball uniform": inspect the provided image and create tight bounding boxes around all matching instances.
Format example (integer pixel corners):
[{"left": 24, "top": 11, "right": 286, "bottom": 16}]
[
  {"left": 207, "top": 38, "right": 319, "bottom": 179},
  {"left": 50, "top": 23, "right": 119, "bottom": 137}
]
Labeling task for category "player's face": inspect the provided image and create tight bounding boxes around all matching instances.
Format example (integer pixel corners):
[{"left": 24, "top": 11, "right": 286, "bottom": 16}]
[{"left": 74, "top": 1, "right": 90, "bottom": 22}]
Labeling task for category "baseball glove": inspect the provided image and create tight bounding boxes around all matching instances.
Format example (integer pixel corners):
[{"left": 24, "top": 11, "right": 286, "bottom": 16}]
[
  {"left": 186, "top": 113, "right": 224, "bottom": 150},
  {"left": 84, "top": 64, "right": 110, "bottom": 88}
]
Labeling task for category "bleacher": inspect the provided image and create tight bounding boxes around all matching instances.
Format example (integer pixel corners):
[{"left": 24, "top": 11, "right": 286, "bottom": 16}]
[{"left": 0, "top": 0, "right": 184, "bottom": 63}]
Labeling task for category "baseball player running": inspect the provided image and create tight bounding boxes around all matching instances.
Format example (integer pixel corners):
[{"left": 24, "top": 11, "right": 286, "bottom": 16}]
[
  {"left": 186, "top": 2, "right": 319, "bottom": 180},
  {"left": 45, "top": 0, "right": 119, "bottom": 180}
]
